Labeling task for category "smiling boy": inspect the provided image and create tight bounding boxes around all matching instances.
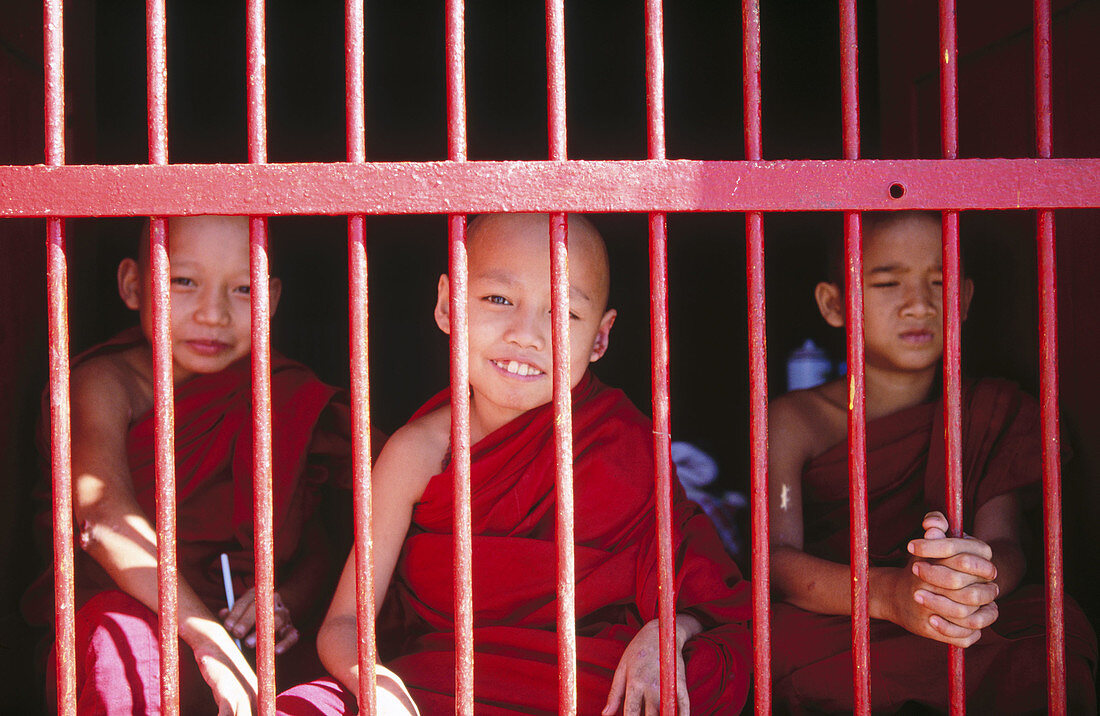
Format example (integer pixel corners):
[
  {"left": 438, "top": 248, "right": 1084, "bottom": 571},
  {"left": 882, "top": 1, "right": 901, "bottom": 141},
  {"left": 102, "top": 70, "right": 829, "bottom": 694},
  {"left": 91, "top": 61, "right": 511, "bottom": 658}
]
[
  {"left": 279, "top": 213, "right": 752, "bottom": 715},
  {"left": 767, "top": 211, "right": 1097, "bottom": 713},
  {"left": 24, "top": 215, "right": 360, "bottom": 714}
]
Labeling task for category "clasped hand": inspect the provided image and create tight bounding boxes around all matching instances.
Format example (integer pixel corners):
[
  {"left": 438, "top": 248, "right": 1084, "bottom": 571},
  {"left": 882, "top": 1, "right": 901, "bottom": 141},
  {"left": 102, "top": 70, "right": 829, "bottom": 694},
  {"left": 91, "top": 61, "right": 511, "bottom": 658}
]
[
  {"left": 891, "top": 510, "right": 1000, "bottom": 647},
  {"left": 219, "top": 587, "right": 300, "bottom": 654}
]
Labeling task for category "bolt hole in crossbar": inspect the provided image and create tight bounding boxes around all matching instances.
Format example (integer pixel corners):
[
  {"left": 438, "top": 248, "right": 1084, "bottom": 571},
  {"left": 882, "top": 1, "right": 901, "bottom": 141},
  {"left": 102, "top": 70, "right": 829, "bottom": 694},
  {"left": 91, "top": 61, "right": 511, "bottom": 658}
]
[{"left": 23, "top": 0, "right": 1088, "bottom": 714}]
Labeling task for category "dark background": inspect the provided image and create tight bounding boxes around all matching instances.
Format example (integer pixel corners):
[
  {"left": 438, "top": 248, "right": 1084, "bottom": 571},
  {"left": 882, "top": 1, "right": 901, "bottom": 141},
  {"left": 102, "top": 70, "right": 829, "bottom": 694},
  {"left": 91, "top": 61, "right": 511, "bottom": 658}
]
[{"left": 2, "top": 1, "right": 1097, "bottom": 711}]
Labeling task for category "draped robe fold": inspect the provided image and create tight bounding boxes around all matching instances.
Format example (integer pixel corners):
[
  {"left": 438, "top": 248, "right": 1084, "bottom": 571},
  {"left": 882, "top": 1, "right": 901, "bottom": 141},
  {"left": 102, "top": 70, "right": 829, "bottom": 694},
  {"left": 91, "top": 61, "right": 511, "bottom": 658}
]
[
  {"left": 772, "top": 378, "right": 1097, "bottom": 714},
  {"left": 378, "top": 372, "right": 752, "bottom": 715}
]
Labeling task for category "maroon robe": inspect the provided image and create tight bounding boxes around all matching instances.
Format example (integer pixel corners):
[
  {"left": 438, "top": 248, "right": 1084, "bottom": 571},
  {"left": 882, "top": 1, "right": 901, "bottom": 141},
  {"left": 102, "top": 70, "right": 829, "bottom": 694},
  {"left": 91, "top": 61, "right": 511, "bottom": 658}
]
[
  {"left": 379, "top": 372, "right": 752, "bottom": 715},
  {"left": 773, "top": 378, "right": 1097, "bottom": 713},
  {"left": 24, "top": 328, "right": 358, "bottom": 705}
]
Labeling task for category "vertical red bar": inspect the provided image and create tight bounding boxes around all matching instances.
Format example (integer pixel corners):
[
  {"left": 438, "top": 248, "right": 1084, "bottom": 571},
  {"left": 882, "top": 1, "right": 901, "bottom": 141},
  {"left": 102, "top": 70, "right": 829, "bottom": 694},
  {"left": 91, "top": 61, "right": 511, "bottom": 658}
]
[
  {"left": 344, "top": 1, "right": 378, "bottom": 714},
  {"left": 545, "top": 2, "right": 578, "bottom": 715},
  {"left": 246, "top": 1, "right": 276, "bottom": 713},
  {"left": 445, "top": 1, "right": 475, "bottom": 713},
  {"left": 937, "top": 2, "right": 967, "bottom": 713},
  {"left": 839, "top": 2, "right": 871, "bottom": 713},
  {"left": 643, "top": 2, "right": 677, "bottom": 713},
  {"left": 1033, "top": 2, "right": 1067, "bottom": 713},
  {"left": 146, "top": 3, "right": 181, "bottom": 713},
  {"left": 741, "top": 1, "right": 772, "bottom": 712},
  {"left": 43, "top": 3, "right": 76, "bottom": 713}
]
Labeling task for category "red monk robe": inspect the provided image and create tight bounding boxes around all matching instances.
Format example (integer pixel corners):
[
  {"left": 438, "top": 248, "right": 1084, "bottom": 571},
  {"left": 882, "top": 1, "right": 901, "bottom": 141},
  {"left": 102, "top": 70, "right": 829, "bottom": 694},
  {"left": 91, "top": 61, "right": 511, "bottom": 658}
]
[
  {"left": 373, "top": 372, "right": 752, "bottom": 715},
  {"left": 23, "top": 328, "right": 360, "bottom": 710},
  {"left": 772, "top": 378, "right": 1098, "bottom": 714}
]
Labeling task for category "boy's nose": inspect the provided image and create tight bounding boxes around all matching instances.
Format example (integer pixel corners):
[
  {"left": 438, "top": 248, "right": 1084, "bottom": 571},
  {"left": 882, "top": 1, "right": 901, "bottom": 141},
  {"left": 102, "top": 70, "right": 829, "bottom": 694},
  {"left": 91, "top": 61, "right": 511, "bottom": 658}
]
[
  {"left": 503, "top": 309, "right": 546, "bottom": 350},
  {"left": 901, "top": 284, "right": 937, "bottom": 317},
  {"left": 194, "top": 289, "right": 232, "bottom": 326}
]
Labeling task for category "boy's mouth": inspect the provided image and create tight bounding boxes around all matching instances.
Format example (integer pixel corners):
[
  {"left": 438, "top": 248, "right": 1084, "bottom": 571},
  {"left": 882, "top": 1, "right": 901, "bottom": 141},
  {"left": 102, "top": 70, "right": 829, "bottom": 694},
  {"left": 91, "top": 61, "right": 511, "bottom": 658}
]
[
  {"left": 899, "top": 329, "right": 934, "bottom": 345},
  {"left": 185, "top": 339, "right": 230, "bottom": 356},
  {"left": 491, "top": 359, "right": 545, "bottom": 378}
]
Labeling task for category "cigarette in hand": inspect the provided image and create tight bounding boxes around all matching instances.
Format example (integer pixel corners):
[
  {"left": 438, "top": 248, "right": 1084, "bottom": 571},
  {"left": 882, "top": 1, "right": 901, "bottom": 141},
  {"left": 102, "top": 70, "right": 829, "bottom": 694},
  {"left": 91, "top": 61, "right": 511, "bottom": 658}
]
[{"left": 220, "top": 552, "right": 244, "bottom": 652}]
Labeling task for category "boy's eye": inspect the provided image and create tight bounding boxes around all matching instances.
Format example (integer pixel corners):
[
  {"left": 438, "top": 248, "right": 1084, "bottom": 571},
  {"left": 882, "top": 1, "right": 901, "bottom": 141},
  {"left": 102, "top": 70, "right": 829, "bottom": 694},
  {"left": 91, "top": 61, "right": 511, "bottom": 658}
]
[
  {"left": 170, "top": 276, "right": 195, "bottom": 287},
  {"left": 234, "top": 285, "right": 252, "bottom": 295},
  {"left": 484, "top": 295, "right": 511, "bottom": 306},
  {"left": 869, "top": 281, "right": 899, "bottom": 288}
]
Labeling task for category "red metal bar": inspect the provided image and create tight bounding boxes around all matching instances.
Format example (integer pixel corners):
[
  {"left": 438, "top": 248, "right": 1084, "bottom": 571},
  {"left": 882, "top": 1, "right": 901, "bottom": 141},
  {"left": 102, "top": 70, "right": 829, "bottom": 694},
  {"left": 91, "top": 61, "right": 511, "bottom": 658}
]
[
  {"left": 344, "top": 1, "right": 379, "bottom": 714},
  {"left": 742, "top": 1, "right": 772, "bottom": 712},
  {"left": 4, "top": 159, "right": 1100, "bottom": 217},
  {"left": 937, "top": 2, "right": 966, "bottom": 712},
  {"left": 446, "top": 1, "right": 475, "bottom": 713},
  {"left": 643, "top": 3, "right": 676, "bottom": 714},
  {"left": 145, "top": 3, "right": 181, "bottom": 712},
  {"left": 840, "top": 2, "right": 870, "bottom": 712},
  {"left": 544, "top": 3, "right": 578, "bottom": 714},
  {"left": 43, "top": 2, "right": 77, "bottom": 714},
  {"left": 1034, "top": 2, "right": 1067, "bottom": 713},
  {"left": 246, "top": 2, "right": 275, "bottom": 712}
]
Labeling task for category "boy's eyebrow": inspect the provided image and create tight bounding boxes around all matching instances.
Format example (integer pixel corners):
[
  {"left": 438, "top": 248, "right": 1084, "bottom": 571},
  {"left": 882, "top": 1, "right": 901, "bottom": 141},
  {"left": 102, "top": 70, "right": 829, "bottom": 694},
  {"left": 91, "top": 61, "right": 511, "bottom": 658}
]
[{"left": 866, "top": 263, "right": 943, "bottom": 274}]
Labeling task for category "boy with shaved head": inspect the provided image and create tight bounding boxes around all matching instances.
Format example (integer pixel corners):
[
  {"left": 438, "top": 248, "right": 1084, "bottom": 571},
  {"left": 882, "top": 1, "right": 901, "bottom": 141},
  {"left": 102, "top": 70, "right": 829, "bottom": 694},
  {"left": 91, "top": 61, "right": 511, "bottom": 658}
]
[
  {"left": 767, "top": 211, "right": 1096, "bottom": 712},
  {"left": 277, "top": 214, "right": 751, "bottom": 715},
  {"left": 24, "top": 216, "right": 367, "bottom": 714}
]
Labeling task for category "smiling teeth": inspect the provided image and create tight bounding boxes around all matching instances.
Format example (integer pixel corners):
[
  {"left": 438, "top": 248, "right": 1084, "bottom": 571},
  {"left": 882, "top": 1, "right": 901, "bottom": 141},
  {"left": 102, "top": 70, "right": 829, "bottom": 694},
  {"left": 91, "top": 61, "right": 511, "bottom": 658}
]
[{"left": 496, "top": 359, "right": 543, "bottom": 377}]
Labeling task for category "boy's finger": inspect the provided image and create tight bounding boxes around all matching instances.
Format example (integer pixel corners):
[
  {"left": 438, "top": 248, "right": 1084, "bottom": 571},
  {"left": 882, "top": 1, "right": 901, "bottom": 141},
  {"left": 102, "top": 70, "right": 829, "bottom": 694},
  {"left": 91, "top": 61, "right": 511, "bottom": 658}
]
[
  {"left": 921, "top": 511, "right": 948, "bottom": 531},
  {"left": 940, "top": 602, "right": 999, "bottom": 631},
  {"left": 927, "top": 614, "right": 978, "bottom": 640},
  {"left": 602, "top": 663, "right": 627, "bottom": 715},
  {"left": 912, "top": 561, "right": 988, "bottom": 590},
  {"left": 223, "top": 590, "right": 257, "bottom": 632},
  {"left": 273, "top": 626, "right": 299, "bottom": 655},
  {"left": 908, "top": 536, "right": 992, "bottom": 561},
  {"left": 913, "top": 589, "right": 978, "bottom": 621}
]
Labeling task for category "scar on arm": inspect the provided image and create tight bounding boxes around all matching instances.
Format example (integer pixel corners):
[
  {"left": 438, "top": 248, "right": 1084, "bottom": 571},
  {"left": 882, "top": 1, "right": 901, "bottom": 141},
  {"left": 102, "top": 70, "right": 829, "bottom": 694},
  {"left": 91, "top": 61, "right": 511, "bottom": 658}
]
[{"left": 779, "top": 484, "right": 791, "bottom": 511}]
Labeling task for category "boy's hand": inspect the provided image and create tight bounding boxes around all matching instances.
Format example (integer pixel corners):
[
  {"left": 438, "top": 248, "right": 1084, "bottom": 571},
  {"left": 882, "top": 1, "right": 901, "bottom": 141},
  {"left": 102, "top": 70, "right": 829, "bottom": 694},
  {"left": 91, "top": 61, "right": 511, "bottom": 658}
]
[
  {"left": 219, "top": 587, "right": 299, "bottom": 654},
  {"left": 189, "top": 622, "right": 258, "bottom": 715},
  {"left": 602, "top": 615, "right": 699, "bottom": 716},
  {"left": 884, "top": 511, "right": 1000, "bottom": 646}
]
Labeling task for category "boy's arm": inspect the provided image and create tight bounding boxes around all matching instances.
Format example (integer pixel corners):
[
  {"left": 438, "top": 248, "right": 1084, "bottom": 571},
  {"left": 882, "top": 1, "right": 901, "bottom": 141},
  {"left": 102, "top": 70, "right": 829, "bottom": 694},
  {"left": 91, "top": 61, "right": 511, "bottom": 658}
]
[
  {"left": 767, "top": 397, "right": 997, "bottom": 648},
  {"left": 70, "top": 362, "right": 257, "bottom": 712},
  {"left": 316, "top": 423, "right": 435, "bottom": 708}
]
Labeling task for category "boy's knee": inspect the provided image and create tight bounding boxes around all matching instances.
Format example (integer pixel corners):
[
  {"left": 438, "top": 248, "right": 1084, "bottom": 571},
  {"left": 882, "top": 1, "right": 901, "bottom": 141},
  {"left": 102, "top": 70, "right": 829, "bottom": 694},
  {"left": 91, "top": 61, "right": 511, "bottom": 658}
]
[{"left": 77, "top": 590, "right": 159, "bottom": 641}]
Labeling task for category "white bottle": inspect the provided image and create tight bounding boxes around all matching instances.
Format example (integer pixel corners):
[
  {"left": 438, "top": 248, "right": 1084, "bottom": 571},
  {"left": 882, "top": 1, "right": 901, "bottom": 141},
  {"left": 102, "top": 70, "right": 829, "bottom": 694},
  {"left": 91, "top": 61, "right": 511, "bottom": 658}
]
[{"left": 787, "top": 339, "right": 831, "bottom": 391}]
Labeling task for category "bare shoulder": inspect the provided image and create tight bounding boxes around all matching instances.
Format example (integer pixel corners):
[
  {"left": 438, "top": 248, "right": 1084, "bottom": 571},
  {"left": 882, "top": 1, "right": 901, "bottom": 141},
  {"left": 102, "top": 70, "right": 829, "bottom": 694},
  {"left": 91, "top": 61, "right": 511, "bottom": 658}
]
[
  {"left": 770, "top": 380, "right": 847, "bottom": 465},
  {"left": 372, "top": 404, "right": 452, "bottom": 502},
  {"left": 70, "top": 346, "right": 153, "bottom": 432}
]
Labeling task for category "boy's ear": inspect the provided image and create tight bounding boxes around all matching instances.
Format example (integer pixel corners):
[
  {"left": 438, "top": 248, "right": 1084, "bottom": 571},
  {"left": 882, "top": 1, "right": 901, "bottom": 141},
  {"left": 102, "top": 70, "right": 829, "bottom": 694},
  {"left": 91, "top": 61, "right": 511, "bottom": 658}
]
[
  {"left": 960, "top": 277, "right": 975, "bottom": 321},
  {"left": 814, "top": 282, "right": 845, "bottom": 328},
  {"left": 588, "top": 309, "right": 617, "bottom": 363},
  {"left": 118, "top": 258, "right": 143, "bottom": 311},
  {"left": 434, "top": 274, "right": 452, "bottom": 335},
  {"left": 268, "top": 277, "right": 283, "bottom": 317}
]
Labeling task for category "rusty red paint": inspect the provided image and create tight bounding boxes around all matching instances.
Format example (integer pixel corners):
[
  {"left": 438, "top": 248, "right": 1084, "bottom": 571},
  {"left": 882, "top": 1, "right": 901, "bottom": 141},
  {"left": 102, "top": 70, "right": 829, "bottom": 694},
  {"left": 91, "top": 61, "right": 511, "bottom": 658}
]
[
  {"left": 150, "top": 217, "right": 182, "bottom": 715},
  {"left": 447, "top": 212, "right": 476, "bottom": 716},
  {"left": 549, "top": 212, "right": 578, "bottom": 716},
  {"left": 147, "top": 0, "right": 168, "bottom": 166},
  {"left": 647, "top": 213, "right": 678, "bottom": 716},
  {"left": 937, "top": 2, "right": 966, "bottom": 711},
  {"left": 345, "top": 2, "right": 379, "bottom": 713},
  {"left": 43, "top": 1, "right": 76, "bottom": 713},
  {"left": 840, "top": 2, "right": 871, "bottom": 712},
  {"left": 4, "top": 159, "right": 1099, "bottom": 218},
  {"left": 544, "top": 3, "right": 579, "bottom": 712},
  {"left": 47, "top": 218, "right": 77, "bottom": 716},
  {"left": 446, "top": 2, "right": 475, "bottom": 712},
  {"left": 1034, "top": 2, "right": 1066, "bottom": 713},
  {"left": 742, "top": 1, "right": 771, "bottom": 711},
  {"left": 249, "top": 215, "right": 277, "bottom": 716},
  {"left": 643, "top": 3, "right": 676, "bottom": 713}
]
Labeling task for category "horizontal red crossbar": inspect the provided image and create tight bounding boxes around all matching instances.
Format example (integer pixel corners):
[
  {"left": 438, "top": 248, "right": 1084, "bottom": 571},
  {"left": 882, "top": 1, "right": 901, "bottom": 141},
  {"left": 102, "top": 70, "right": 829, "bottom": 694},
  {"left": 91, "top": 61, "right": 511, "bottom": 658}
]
[{"left": 2, "top": 159, "right": 1099, "bottom": 217}]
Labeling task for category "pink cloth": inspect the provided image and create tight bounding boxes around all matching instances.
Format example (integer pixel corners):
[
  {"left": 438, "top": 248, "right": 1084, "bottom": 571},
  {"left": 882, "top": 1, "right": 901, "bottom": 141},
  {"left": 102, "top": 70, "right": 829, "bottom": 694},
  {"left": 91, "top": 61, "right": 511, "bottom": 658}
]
[{"left": 60, "top": 591, "right": 207, "bottom": 716}]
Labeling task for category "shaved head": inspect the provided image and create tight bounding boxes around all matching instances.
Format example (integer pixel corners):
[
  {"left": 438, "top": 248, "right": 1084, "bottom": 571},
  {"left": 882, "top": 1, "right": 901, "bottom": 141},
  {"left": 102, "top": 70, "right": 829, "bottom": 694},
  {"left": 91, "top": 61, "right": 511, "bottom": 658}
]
[{"left": 466, "top": 213, "right": 611, "bottom": 312}]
